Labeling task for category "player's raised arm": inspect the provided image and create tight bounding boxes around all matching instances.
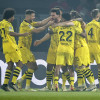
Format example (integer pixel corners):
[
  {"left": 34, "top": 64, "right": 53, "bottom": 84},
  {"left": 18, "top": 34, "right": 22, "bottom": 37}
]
[
  {"left": 33, "top": 16, "right": 52, "bottom": 27},
  {"left": 31, "top": 21, "right": 54, "bottom": 34},
  {"left": 52, "top": 21, "right": 74, "bottom": 27},
  {"left": 9, "top": 32, "right": 29, "bottom": 37},
  {"left": 34, "top": 33, "right": 51, "bottom": 46},
  {"left": 72, "top": 18, "right": 83, "bottom": 22},
  {"left": 52, "top": 12, "right": 74, "bottom": 27}
]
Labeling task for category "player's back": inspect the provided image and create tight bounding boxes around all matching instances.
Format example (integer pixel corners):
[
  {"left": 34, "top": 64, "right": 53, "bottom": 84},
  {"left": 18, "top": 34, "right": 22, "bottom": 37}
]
[
  {"left": 86, "top": 20, "right": 100, "bottom": 53},
  {"left": 86, "top": 20, "right": 100, "bottom": 45},
  {"left": 57, "top": 25, "right": 78, "bottom": 49}
]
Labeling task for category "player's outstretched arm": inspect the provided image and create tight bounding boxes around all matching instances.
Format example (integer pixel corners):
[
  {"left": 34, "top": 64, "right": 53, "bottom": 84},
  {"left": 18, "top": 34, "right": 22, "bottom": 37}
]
[
  {"left": 31, "top": 21, "right": 54, "bottom": 34},
  {"left": 72, "top": 18, "right": 83, "bottom": 22},
  {"left": 52, "top": 21, "right": 74, "bottom": 27},
  {"left": 34, "top": 16, "right": 52, "bottom": 27},
  {"left": 9, "top": 32, "right": 29, "bottom": 37},
  {"left": 34, "top": 33, "right": 51, "bottom": 46}
]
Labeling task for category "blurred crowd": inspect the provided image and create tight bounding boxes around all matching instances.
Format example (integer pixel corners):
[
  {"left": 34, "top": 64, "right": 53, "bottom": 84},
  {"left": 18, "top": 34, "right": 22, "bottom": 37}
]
[{"left": 49, "top": 0, "right": 100, "bottom": 22}]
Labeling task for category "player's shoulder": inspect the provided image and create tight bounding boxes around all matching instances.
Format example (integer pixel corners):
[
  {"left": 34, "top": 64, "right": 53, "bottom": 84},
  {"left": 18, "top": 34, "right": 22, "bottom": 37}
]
[
  {"left": 58, "top": 26, "right": 75, "bottom": 33},
  {"left": 31, "top": 21, "right": 37, "bottom": 26},
  {"left": 73, "top": 21, "right": 81, "bottom": 27},
  {"left": 86, "top": 20, "right": 100, "bottom": 27},
  {"left": 0, "top": 21, "right": 3, "bottom": 28},
  {"left": 1, "top": 19, "right": 8, "bottom": 25},
  {"left": 20, "top": 20, "right": 30, "bottom": 27},
  {"left": 1, "top": 20, "right": 12, "bottom": 29}
]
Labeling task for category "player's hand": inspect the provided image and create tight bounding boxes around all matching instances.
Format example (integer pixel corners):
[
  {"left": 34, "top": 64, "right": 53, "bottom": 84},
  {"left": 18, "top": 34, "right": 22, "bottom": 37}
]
[
  {"left": 34, "top": 40, "right": 42, "bottom": 46},
  {"left": 47, "top": 20, "right": 54, "bottom": 26},
  {"left": 48, "top": 16, "right": 52, "bottom": 21}
]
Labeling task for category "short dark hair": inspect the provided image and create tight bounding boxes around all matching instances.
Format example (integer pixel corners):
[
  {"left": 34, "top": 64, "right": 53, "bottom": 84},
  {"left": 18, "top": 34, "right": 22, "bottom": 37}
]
[
  {"left": 54, "top": 6, "right": 63, "bottom": 12},
  {"left": 3, "top": 8, "right": 15, "bottom": 19},
  {"left": 25, "top": 9, "right": 35, "bottom": 15},
  {"left": 62, "top": 12, "right": 71, "bottom": 21},
  {"left": 70, "top": 10, "right": 81, "bottom": 19},
  {"left": 91, "top": 9, "right": 99, "bottom": 18},
  {"left": 50, "top": 8, "right": 60, "bottom": 15}
]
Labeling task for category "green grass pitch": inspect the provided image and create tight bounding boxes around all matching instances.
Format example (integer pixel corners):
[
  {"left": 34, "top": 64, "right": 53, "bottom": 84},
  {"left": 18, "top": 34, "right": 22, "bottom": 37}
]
[{"left": 0, "top": 89, "right": 100, "bottom": 100}]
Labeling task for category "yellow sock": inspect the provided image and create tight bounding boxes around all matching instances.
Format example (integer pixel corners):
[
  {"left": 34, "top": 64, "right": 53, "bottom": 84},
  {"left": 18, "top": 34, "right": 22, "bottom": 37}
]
[
  {"left": 46, "top": 71, "right": 52, "bottom": 89},
  {"left": 52, "top": 67, "right": 55, "bottom": 85},
  {"left": 62, "top": 71, "right": 69, "bottom": 87},
  {"left": 62, "top": 73, "right": 66, "bottom": 87},
  {"left": 82, "top": 74, "right": 86, "bottom": 86},
  {"left": 54, "top": 76, "right": 59, "bottom": 85},
  {"left": 4, "top": 69, "right": 12, "bottom": 84},
  {"left": 77, "top": 69, "right": 84, "bottom": 87},
  {"left": 86, "top": 67, "right": 95, "bottom": 83},
  {"left": 54, "top": 76, "right": 59, "bottom": 91},
  {"left": 66, "top": 73, "right": 70, "bottom": 84},
  {"left": 12, "top": 67, "right": 21, "bottom": 84},
  {"left": 52, "top": 73, "right": 55, "bottom": 85},
  {"left": 70, "top": 77, "right": 74, "bottom": 86},
  {"left": 83, "top": 68, "right": 94, "bottom": 84},
  {"left": 76, "top": 68, "right": 86, "bottom": 86},
  {"left": 21, "top": 71, "right": 28, "bottom": 80},
  {"left": 98, "top": 70, "right": 100, "bottom": 87},
  {"left": 26, "top": 69, "right": 34, "bottom": 87}
]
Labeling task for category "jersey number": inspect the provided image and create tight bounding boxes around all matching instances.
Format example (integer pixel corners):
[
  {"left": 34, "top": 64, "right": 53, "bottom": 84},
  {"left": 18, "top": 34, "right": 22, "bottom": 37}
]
[
  {"left": 88, "top": 28, "right": 93, "bottom": 38},
  {"left": 59, "top": 31, "right": 72, "bottom": 41}
]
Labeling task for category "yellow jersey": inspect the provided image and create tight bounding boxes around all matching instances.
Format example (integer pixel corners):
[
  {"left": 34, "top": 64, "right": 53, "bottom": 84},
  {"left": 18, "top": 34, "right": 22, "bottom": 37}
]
[
  {"left": 0, "top": 19, "right": 18, "bottom": 54},
  {"left": 18, "top": 20, "right": 35, "bottom": 49},
  {"left": 85, "top": 20, "right": 100, "bottom": 45},
  {"left": 48, "top": 26, "right": 59, "bottom": 50},
  {"left": 57, "top": 25, "right": 82, "bottom": 49},
  {"left": 73, "top": 21, "right": 87, "bottom": 49},
  {"left": 31, "top": 21, "right": 38, "bottom": 27}
]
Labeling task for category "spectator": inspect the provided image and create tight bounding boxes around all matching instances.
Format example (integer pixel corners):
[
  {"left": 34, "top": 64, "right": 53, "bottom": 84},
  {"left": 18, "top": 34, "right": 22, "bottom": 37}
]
[
  {"left": 95, "top": 0, "right": 100, "bottom": 10},
  {"left": 50, "top": 0, "right": 69, "bottom": 11},
  {"left": 67, "top": 0, "right": 80, "bottom": 10},
  {"left": 86, "top": 0, "right": 96, "bottom": 11},
  {"left": 76, "top": 0, "right": 93, "bottom": 22}
]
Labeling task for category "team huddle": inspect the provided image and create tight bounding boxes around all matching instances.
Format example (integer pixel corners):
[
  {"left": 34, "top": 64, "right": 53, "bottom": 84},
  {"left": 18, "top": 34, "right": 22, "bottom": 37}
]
[{"left": 0, "top": 7, "right": 100, "bottom": 92}]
